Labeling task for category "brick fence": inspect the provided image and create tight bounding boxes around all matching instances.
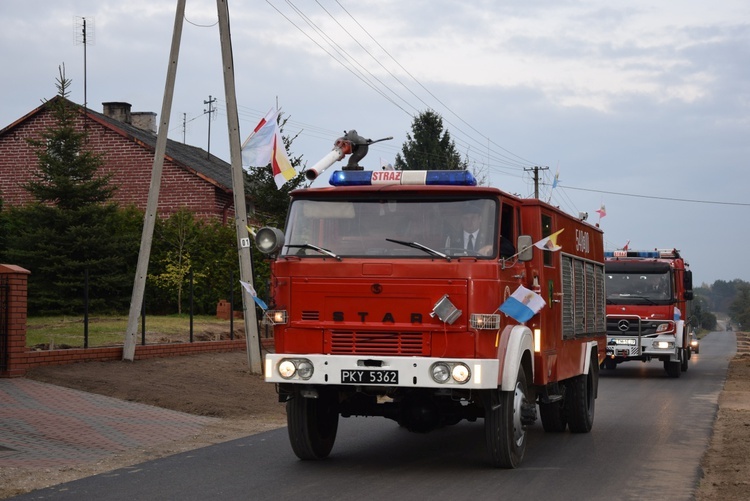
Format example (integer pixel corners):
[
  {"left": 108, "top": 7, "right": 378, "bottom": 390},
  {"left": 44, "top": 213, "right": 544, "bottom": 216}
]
[{"left": 0, "top": 264, "right": 258, "bottom": 378}]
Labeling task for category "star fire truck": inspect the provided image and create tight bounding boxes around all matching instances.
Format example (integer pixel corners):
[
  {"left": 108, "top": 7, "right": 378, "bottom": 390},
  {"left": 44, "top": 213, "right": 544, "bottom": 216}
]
[
  {"left": 603, "top": 249, "right": 694, "bottom": 377},
  {"left": 256, "top": 131, "right": 606, "bottom": 468}
]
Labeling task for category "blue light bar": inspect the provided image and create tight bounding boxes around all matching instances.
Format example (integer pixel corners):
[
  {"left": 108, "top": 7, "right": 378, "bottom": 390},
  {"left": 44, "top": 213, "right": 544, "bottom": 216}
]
[{"left": 329, "top": 170, "right": 477, "bottom": 187}]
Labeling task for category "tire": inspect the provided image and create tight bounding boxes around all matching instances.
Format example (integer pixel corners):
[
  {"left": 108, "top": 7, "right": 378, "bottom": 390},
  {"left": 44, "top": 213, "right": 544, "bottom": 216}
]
[
  {"left": 680, "top": 349, "right": 689, "bottom": 372},
  {"left": 286, "top": 388, "right": 339, "bottom": 460},
  {"left": 539, "top": 399, "right": 567, "bottom": 432},
  {"left": 603, "top": 358, "right": 617, "bottom": 370},
  {"left": 664, "top": 359, "right": 681, "bottom": 378},
  {"left": 566, "top": 356, "right": 597, "bottom": 433},
  {"left": 485, "top": 366, "right": 529, "bottom": 468}
]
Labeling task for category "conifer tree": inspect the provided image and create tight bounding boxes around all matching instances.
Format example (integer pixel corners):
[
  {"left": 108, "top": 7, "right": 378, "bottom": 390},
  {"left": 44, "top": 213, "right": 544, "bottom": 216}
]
[
  {"left": 5, "top": 65, "right": 138, "bottom": 314},
  {"left": 394, "top": 110, "right": 467, "bottom": 171}
]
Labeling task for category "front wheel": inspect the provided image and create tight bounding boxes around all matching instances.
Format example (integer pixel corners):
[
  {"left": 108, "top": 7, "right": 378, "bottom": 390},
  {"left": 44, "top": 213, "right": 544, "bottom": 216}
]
[
  {"left": 287, "top": 388, "right": 339, "bottom": 460},
  {"left": 664, "top": 359, "right": 681, "bottom": 378},
  {"left": 680, "top": 349, "right": 689, "bottom": 372},
  {"left": 485, "top": 366, "right": 530, "bottom": 468}
]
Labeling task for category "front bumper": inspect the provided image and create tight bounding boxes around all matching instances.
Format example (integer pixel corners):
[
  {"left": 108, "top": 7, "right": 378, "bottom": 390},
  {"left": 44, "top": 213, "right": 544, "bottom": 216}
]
[{"left": 265, "top": 353, "right": 500, "bottom": 389}]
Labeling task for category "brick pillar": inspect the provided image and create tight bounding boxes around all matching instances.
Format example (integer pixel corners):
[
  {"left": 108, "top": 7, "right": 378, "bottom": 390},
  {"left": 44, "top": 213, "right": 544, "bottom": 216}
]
[{"left": 0, "top": 264, "right": 31, "bottom": 378}]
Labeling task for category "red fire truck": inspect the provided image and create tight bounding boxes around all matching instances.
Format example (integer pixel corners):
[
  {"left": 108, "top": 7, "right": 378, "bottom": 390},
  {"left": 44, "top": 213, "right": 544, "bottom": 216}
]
[
  {"left": 256, "top": 146, "right": 606, "bottom": 468},
  {"left": 603, "top": 249, "right": 694, "bottom": 377}
]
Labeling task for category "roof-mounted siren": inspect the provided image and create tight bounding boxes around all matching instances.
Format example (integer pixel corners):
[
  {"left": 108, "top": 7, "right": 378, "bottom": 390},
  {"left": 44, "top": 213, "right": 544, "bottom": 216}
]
[{"left": 305, "top": 130, "right": 393, "bottom": 181}]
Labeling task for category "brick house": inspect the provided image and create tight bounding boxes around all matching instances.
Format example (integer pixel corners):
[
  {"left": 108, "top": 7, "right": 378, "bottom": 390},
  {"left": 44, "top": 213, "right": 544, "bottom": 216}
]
[{"left": 0, "top": 97, "right": 247, "bottom": 222}]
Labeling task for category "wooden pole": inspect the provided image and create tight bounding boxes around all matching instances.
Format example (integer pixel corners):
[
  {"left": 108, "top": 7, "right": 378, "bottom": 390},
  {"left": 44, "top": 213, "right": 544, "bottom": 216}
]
[
  {"left": 216, "top": 0, "right": 262, "bottom": 373},
  {"left": 123, "top": 0, "right": 185, "bottom": 360}
]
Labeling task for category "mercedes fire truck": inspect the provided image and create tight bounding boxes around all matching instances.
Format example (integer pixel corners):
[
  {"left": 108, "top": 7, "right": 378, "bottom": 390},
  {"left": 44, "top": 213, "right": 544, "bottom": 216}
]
[
  {"left": 603, "top": 249, "right": 694, "bottom": 377},
  {"left": 256, "top": 132, "right": 606, "bottom": 468}
]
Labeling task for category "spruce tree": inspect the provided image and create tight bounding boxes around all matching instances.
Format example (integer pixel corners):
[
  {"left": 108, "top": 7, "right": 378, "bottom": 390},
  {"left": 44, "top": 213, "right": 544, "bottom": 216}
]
[
  {"left": 394, "top": 110, "right": 467, "bottom": 171},
  {"left": 24, "top": 66, "right": 115, "bottom": 209},
  {"left": 5, "top": 65, "right": 138, "bottom": 314}
]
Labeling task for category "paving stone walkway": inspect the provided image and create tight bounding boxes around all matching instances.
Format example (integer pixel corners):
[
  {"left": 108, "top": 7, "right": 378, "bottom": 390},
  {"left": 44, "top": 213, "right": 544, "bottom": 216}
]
[{"left": 0, "top": 379, "right": 217, "bottom": 468}]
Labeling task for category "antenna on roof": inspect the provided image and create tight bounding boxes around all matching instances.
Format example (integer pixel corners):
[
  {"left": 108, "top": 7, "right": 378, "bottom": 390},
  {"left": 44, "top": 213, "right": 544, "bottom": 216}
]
[{"left": 74, "top": 16, "right": 94, "bottom": 119}]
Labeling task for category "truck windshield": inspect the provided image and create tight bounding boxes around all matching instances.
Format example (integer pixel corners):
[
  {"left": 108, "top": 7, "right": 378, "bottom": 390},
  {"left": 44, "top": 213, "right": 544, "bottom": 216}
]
[
  {"left": 605, "top": 270, "right": 673, "bottom": 304},
  {"left": 282, "top": 197, "right": 500, "bottom": 258}
]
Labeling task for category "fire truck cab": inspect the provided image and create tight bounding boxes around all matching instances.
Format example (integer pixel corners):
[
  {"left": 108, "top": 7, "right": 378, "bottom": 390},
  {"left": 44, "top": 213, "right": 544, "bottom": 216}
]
[
  {"left": 603, "top": 249, "right": 694, "bottom": 377},
  {"left": 257, "top": 168, "right": 606, "bottom": 468}
]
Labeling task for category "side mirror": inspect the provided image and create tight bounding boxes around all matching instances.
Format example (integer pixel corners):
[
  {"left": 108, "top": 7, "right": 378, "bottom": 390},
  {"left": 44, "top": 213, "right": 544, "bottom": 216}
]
[
  {"left": 517, "top": 235, "right": 533, "bottom": 262},
  {"left": 683, "top": 270, "right": 693, "bottom": 300}
]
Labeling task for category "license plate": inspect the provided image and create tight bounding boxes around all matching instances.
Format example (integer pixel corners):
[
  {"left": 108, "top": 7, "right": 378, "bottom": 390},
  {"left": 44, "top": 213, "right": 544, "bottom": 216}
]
[
  {"left": 341, "top": 369, "right": 399, "bottom": 384},
  {"left": 614, "top": 338, "right": 636, "bottom": 345}
]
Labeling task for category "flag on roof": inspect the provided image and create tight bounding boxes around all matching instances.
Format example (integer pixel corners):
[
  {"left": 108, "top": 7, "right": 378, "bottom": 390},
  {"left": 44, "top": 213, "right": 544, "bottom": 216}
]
[
  {"left": 622, "top": 239, "right": 630, "bottom": 251},
  {"left": 596, "top": 203, "right": 607, "bottom": 219},
  {"left": 552, "top": 167, "right": 560, "bottom": 189},
  {"left": 533, "top": 228, "right": 564, "bottom": 252},
  {"left": 241, "top": 108, "right": 298, "bottom": 189},
  {"left": 499, "top": 285, "right": 547, "bottom": 323}
]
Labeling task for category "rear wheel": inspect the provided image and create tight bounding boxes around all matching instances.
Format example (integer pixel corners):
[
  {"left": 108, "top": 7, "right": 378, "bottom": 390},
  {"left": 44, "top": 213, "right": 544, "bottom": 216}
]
[
  {"left": 287, "top": 388, "right": 339, "bottom": 460},
  {"left": 539, "top": 399, "right": 567, "bottom": 432},
  {"left": 566, "top": 355, "right": 597, "bottom": 433},
  {"left": 485, "top": 366, "right": 529, "bottom": 468}
]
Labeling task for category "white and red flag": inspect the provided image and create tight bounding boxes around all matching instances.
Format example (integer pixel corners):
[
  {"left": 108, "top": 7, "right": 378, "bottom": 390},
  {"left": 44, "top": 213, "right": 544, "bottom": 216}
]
[{"left": 241, "top": 108, "right": 297, "bottom": 189}]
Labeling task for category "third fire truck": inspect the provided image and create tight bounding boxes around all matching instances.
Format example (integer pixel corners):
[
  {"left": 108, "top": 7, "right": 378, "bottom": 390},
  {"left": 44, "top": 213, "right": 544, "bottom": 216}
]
[
  {"left": 603, "top": 249, "right": 694, "bottom": 377},
  {"left": 256, "top": 131, "right": 607, "bottom": 468}
]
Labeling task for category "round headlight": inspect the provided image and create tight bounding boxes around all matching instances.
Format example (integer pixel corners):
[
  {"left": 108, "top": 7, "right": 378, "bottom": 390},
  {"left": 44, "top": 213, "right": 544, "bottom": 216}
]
[
  {"left": 297, "top": 360, "right": 314, "bottom": 380},
  {"left": 278, "top": 360, "right": 296, "bottom": 379},
  {"left": 451, "top": 364, "right": 470, "bottom": 383},
  {"left": 255, "top": 227, "right": 285, "bottom": 254},
  {"left": 431, "top": 363, "right": 451, "bottom": 383}
]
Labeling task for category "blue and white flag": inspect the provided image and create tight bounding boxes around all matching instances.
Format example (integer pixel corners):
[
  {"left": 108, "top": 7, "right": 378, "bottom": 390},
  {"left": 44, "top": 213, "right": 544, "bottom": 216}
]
[
  {"left": 499, "top": 285, "right": 546, "bottom": 323},
  {"left": 240, "top": 280, "right": 268, "bottom": 310}
]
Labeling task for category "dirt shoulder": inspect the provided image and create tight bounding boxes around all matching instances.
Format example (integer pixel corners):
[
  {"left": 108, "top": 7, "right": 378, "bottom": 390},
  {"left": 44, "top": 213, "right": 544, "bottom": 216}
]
[{"left": 3, "top": 335, "right": 750, "bottom": 499}]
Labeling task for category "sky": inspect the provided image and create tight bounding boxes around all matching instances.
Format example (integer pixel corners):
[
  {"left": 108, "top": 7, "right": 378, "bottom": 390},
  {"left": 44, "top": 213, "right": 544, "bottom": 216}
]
[{"left": 1, "top": 0, "right": 749, "bottom": 286}]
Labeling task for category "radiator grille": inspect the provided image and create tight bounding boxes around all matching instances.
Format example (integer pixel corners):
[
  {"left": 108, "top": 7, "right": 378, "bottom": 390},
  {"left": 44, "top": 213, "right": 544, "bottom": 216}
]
[{"left": 329, "top": 330, "right": 427, "bottom": 355}]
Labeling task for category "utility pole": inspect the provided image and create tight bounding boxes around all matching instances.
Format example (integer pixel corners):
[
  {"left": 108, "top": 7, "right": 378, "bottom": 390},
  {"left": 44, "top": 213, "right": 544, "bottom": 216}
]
[
  {"left": 216, "top": 0, "right": 262, "bottom": 373},
  {"left": 524, "top": 165, "right": 549, "bottom": 199},
  {"left": 204, "top": 95, "right": 216, "bottom": 158}
]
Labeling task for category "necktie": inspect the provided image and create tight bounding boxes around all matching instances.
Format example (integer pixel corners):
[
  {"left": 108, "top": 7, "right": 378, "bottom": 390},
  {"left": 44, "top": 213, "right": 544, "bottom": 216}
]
[{"left": 468, "top": 233, "right": 475, "bottom": 251}]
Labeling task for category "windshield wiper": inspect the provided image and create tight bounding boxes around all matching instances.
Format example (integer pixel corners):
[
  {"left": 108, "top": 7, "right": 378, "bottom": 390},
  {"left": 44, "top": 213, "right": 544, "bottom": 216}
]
[
  {"left": 385, "top": 238, "right": 451, "bottom": 261},
  {"left": 286, "top": 243, "right": 341, "bottom": 261}
]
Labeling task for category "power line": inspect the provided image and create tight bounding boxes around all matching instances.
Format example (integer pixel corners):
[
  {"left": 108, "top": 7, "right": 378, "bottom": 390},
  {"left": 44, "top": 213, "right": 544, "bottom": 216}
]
[{"left": 562, "top": 185, "right": 750, "bottom": 207}]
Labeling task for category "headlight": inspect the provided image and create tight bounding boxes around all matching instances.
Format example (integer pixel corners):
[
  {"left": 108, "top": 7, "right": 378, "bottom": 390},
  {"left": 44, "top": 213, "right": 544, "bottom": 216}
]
[
  {"left": 430, "top": 362, "right": 471, "bottom": 384},
  {"left": 278, "top": 360, "right": 296, "bottom": 378},
  {"left": 451, "top": 364, "right": 470, "bottom": 383},
  {"left": 431, "top": 363, "right": 451, "bottom": 383},
  {"left": 277, "top": 358, "right": 314, "bottom": 380},
  {"left": 653, "top": 341, "right": 674, "bottom": 349}
]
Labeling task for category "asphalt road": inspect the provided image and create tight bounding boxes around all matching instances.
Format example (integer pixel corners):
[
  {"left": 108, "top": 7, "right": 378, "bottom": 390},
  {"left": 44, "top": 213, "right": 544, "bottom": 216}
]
[{"left": 11, "top": 331, "right": 735, "bottom": 501}]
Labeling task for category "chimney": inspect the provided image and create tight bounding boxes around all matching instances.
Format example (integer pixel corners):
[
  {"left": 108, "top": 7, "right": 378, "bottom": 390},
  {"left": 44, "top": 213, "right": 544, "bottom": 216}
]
[
  {"left": 102, "top": 102, "right": 132, "bottom": 124},
  {"left": 131, "top": 112, "right": 157, "bottom": 134}
]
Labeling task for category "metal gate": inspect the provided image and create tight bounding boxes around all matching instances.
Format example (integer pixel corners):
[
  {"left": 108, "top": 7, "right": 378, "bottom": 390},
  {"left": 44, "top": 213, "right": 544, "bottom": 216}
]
[{"left": 0, "top": 276, "right": 8, "bottom": 372}]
